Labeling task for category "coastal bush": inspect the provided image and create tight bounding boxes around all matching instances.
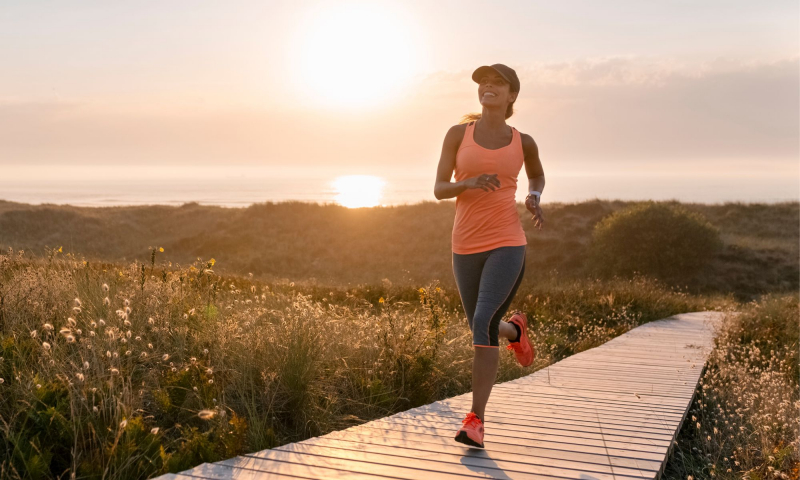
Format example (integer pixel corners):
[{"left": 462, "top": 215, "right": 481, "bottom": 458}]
[{"left": 589, "top": 201, "right": 723, "bottom": 282}]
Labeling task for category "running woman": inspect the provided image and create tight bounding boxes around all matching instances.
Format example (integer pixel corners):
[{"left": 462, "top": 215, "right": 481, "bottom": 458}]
[{"left": 433, "top": 63, "right": 545, "bottom": 448}]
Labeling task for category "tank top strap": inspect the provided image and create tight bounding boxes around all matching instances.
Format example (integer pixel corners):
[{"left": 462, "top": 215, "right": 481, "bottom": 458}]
[
  {"left": 459, "top": 121, "right": 477, "bottom": 150},
  {"left": 511, "top": 125, "right": 522, "bottom": 150}
]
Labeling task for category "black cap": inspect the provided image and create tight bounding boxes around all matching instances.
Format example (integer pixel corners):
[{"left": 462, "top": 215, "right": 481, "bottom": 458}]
[{"left": 472, "top": 64, "right": 520, "bottom": 93}]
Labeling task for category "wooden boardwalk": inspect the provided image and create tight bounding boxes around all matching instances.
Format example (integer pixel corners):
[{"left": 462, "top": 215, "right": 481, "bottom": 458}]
[{"left": 154, "top": 310, "right": 725, "bottom": 480}]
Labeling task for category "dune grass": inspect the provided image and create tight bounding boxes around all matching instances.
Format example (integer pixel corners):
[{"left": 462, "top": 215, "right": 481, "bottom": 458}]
[
  {"left": 663, "top": 293, "right": 799, "bottom": 480},
  {"left": 1, "top": 199, "right": 797, "bottom": 299},
  {"left": 0, "top": 246, "right": 742, "bottom": 479}
]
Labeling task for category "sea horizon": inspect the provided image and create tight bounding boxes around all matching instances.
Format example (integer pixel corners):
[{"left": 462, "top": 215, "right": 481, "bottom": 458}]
[{"left": 1, "top": 164, "right": 797, "bottom": 208}]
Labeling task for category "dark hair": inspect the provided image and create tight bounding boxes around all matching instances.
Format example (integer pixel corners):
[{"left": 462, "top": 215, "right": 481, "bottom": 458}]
[{"left": 459, "top": 101, "right": 514, "bottom": 124}]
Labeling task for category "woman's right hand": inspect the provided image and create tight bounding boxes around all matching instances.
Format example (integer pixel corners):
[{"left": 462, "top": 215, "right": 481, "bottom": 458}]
[{"left": 462, "top": 173, "right": 500, "bottom": 192}]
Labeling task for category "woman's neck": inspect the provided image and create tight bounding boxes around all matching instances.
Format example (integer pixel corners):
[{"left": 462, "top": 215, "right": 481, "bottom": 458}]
[{"left": 478, "top": 107, "right": 508, "bottom": 131}]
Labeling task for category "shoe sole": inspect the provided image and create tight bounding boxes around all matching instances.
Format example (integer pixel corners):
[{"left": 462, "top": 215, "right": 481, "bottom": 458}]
[{"left": 454, "top": 430, "right": 484, "bottom": 448}]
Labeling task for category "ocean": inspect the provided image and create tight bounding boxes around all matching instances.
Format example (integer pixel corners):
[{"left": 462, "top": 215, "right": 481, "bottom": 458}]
[{"left": 1, "top": 165, "right": 797, "bottom": 208}]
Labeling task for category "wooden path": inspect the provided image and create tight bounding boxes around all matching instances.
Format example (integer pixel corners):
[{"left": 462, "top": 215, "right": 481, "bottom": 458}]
[{"left": 154, "top": 310, "right": 726, "bottom": 480}]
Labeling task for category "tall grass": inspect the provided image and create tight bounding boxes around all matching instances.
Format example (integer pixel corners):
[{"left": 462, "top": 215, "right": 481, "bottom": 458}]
[
  {"left": 664, "top": 293, "right": 799, "bottom": 479},
  {"left": 0, "top": 246, "right": 752, "bottom": 479}
]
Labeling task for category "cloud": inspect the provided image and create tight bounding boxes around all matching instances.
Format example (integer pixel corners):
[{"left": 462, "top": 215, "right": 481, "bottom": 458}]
[{"left": 1, "top": 55, "right": 797, "bottom": 173}]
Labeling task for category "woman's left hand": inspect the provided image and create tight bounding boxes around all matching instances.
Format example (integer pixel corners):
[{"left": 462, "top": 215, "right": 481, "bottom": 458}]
[{"left": 525, "top": 195, "right": 545, "bottom": 230}]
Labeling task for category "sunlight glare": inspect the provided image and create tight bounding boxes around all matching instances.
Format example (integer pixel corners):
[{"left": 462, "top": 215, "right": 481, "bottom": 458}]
[
  {"left": 290, "top": 2, "right": 420, "bottom": 109},
  {"left": 332, "top": 175, "right": 386, "bottom": 208}
]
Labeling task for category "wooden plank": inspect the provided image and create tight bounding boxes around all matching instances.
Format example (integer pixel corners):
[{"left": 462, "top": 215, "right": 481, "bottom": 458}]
[
  {"left": 351, "top": 420, "right": 668, "bottom": 460},
  {"left": 322, "top": 428, "right": 664, "bottom": 473},
  {"left": 152, "top": 311, "right": 723, "bottom": 480},
  {"left": 380, "top": 413, "right": 675, "bottom": 448},
  {"left": 396, "top": 407, "right": 676, "bottom": 439},
  {"left": 281, "top": 435, "right": 653, "bottom": 480},
  {"left": 236, "top": 446, "right": 571, "bottom": 480},
  {"left": 420, "top": 400, "right": 679, "bottom": 431}
]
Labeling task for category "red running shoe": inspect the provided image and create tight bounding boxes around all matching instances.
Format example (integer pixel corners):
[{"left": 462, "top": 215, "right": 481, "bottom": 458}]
[
  {"left": 506, "top": 311, "right": 535, "bottom": 367},
  {"left": 454, "top": 411, "right": 485, "bottom": 448}
]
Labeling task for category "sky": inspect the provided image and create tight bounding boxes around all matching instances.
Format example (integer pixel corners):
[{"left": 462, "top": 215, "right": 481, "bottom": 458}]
[{"left": 1, "top": 0, "right": 798, "bottom": 180}]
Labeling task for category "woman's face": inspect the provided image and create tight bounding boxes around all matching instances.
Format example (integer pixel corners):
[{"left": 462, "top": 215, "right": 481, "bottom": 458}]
[{"left": 478, "top": 72, "right": 517, "bottom": 108}]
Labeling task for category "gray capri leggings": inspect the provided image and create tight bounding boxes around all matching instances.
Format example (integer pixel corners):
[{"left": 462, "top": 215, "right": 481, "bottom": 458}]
[{"left": 452, "top": 245, "right": 526, "bottom": 347}]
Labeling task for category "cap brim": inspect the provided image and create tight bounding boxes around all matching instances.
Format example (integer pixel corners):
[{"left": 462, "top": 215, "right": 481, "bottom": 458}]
[{"left": 472, "top": 65, "right": 504, "bottom": 84}]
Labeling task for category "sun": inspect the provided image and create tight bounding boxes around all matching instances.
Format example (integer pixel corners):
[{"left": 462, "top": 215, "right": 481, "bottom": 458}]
[
  {"left": 290, "top": 2, "right": 421, "bottom": 109},
  {"left": 332, "top": 175, "right": 386, "bottom": 208}
]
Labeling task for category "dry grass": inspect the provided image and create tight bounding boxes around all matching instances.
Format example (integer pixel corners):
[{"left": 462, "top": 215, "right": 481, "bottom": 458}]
[
  {"left": 0, "top": 246, "right": 739, "bottom": 479},
  {"left": 664, "top": 293, "right": 799, "bottom": 479},
  {"left": 0, "top": 199, "right": 796, "bottom": 299}
]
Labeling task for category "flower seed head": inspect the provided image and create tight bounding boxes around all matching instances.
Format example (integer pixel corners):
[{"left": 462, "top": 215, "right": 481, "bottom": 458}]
[{"left": 198, "top": 409, "right": 215, "bottom": 420}]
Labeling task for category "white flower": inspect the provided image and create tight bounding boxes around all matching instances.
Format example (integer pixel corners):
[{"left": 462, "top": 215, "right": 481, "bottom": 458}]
[
  {"left": 198, "top": 409, "right": 215, "bottom": 420},
  {"left": 151, "top": 427, "right": 159, "bottom": 435}
]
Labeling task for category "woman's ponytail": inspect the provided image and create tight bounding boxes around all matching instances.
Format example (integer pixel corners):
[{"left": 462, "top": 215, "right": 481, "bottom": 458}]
[{"left": 459, "top": 101, "right": 514, "bottom": 124}]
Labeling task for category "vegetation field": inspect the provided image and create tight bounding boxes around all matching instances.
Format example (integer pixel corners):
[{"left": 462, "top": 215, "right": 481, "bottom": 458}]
[
  {"left": 1, "top": 199, "right": 797, "bottom": 300},
  {"left": 0, "top": 199, "right": 796, "bottom": 479}
]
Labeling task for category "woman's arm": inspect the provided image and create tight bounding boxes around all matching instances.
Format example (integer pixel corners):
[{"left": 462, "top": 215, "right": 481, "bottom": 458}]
[
  {"left": 434, "top": 125, "right": 468, "bottom": 200},
  {"left": 521, "top": 133, "right": 546, "bottom": 230},
  {"left": 521, "top": 133, "right": 545, "bottom": 199}
]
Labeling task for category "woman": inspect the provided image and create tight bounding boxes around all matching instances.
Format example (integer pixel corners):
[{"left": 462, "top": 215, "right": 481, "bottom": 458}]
[{"left": 433, "top": 63, "right": 545, "bottom": 448}]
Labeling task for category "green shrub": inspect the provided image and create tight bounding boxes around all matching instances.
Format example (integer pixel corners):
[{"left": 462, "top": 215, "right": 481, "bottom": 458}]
[{"left": 588, "top": 201, "right": 723, "bottom": 282}]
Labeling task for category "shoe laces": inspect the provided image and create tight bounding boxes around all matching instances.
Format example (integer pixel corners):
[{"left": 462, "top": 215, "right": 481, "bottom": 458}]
[{"left": 462, "top": 412, "right": 482, "bottom": 428}]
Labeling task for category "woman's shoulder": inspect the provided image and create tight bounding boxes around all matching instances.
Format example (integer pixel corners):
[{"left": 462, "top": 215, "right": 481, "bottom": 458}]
[
  {"left": 447, "top": 122, "right": 469, "bottom": 136},
  {"left": 514, "top": 128, "right": 537, "bottom": 149},
  {"left": 443, "top": 123, "right": 470, "bottom": 151}
]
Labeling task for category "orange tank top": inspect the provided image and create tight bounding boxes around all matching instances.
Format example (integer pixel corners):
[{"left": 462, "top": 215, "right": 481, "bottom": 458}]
[{"left": 452, "top": 120, "right": 528, "bottom": 254}]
